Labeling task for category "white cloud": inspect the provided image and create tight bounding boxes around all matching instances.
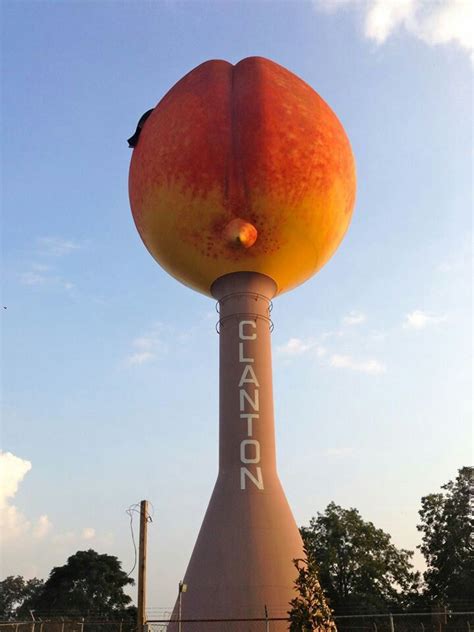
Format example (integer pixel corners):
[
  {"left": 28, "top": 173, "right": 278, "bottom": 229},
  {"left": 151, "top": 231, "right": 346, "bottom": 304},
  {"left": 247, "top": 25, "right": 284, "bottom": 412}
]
[
  {"left": 31, "top": 263, "right": 51, "bottom": 272},
  {"left": 51, "top": 531, "right": 76, "bottom": 544},
  {"left": 438, "top": 261, "right": 455, "bottom": 272},
  {"left": 37, "top": 236, "right": 81, "bottom": 257},
  {"left": 316, "top": 0, "right": 358, "bottom": 12},
  {"left": 276, "top": 337, "right": 326, "bottom": 357},
  {"left": 276, "top": 312, "right": 388, "bottom": 373},
  {"left": 18, "top": 237, "right": 80, "bottom": 291},
  {"left": 82, "top": 527, "right": 96, "bottom": 540},
  {"left": 342, "top": 310, "right": 366, "bottom": 326},
  {"left": 0, "top": 451, "right": 108, "bottom": 580},
  {"left": 0, "top": 451, "right": 32, "bottom": 502},
  {"left": 22, "top": 272, "right": 68, "bottom": 288},
  {"left": 134, "top": 336, "right": 157, "bottom": 349},
  {"left": 414, "top": 0, "right": 473, "bottom": 52},
  {"left": 20, "top": 269, "right": 50, "bottom": 286},
  {"left": 313, "top": 0, "right": 473, "bottom": 61},
  {"left": 128, "top": 351, "right": 155, "bottom": 365},
  {"left": 403, "top": 309, "right": 446, "bottom": 329},
  {"left": 127, "top": 323, "right": 165, "bottom": 366},
  {"left": 33, "top": 515, "right": 53, "bottom": 539},
  {"left": 437, "top": 253, "right": 471, "bottom": 274},
  {"left": 0, "top": 451, "right": 52, "bottom": 542},
  {"left": 321, "top": 329, "right": 344, "bottom": 340},
  {"left": 276, "top": 337, "right": 313, "bottom": 356},
  {"left": 364, "top": 0, "right": 416, "bottom": 43},
  {"left": 330, "top": 353, "right": 386, "bottom": 374},
  {"left": 19, "top": 265, "right": 75, "bottom": 291}
]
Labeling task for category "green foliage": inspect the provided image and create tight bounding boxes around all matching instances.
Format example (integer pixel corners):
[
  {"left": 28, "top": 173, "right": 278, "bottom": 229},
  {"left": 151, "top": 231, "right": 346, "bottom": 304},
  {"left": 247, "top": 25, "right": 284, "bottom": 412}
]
[
  {"left": 417, "top": 466, "right": 474, "bottom": 609},
  {"left": 29, "top": 550, "right": 134, "bottom": 616},
  {"left": 0, "top": 576, "right": 44, "bottom": 619},
  {"left": 301, "top": 502, "right": 420, "bottom": 614},
  {"left": 288, "top": 542, "right": 337, "bottom": 632}
]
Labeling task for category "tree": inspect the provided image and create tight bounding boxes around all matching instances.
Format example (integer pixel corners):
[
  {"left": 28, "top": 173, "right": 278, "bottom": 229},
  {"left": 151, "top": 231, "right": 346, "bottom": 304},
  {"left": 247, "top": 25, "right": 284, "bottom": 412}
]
[
  {"left": 288, "top": 542, "right": 337, "bottom": 632},
  {"left": 29, "top": 550, "right": 134, "bottom": 616},
  {"left": 301, "top": 502, "right": 420, "bottom": 614},
  {"left": 417, "top": 466, "right": 474, "bottom": 609},
  {"left": 0, "top": 576, "right": 44, "bottom": 619}
]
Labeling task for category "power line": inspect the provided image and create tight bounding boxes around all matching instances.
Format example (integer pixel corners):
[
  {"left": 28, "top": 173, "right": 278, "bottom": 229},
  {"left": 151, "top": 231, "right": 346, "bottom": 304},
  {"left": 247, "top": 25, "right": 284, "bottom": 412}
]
[
  {"left": 125, "top": 501, "right": 153, "bottom": 580},
  {"left": 125, "top": 503, "right": 141, "bottom": 578}
]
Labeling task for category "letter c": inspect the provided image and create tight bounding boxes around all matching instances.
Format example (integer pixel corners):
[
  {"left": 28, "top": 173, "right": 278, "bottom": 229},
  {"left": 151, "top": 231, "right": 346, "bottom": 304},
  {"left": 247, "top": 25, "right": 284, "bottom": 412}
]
[{"left": 239, "top": 320, "right": 257, "bottom": 340}]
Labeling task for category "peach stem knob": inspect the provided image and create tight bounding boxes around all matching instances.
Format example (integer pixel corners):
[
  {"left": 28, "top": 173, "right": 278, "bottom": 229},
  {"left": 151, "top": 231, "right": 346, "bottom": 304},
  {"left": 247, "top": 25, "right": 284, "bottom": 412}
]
[{"left": 223, "top": 218, "right": 258, "bottom": 248}]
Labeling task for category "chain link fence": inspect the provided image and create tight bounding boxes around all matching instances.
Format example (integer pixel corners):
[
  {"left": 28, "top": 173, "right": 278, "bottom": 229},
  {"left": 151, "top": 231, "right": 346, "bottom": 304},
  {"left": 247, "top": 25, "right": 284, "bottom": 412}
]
[
  {"left": 2, "top": 613, "right": 473, "bottom": 632},
  {"left": 144, "top": 611, "right": 474, "bottom": 632},
  {"left": 334, "top": 612, "right": 474, "bottom": 632},
  {"left": 0, "top": 622, "right": 135, "bottom": 632}
]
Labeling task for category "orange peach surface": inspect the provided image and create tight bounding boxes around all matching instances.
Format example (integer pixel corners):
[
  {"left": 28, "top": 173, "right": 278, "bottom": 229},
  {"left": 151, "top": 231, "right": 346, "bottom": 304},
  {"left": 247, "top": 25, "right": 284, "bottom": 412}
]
[{"left": 128, "top": 56, "right": 356, "bottom": 296}]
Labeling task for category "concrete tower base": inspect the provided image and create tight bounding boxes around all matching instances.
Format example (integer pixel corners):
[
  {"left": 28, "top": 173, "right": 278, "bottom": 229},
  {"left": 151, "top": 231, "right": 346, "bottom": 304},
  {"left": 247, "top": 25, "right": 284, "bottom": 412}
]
[{"left": 168, "top": 272, "right": 304, "bottom": 631}]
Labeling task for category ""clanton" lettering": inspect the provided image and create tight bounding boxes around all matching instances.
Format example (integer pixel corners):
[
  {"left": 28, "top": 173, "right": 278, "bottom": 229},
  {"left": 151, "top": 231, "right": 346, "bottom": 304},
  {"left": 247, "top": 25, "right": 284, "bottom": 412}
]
[{"left": 238, "top": 320, "right": 264, "bottom": 490}]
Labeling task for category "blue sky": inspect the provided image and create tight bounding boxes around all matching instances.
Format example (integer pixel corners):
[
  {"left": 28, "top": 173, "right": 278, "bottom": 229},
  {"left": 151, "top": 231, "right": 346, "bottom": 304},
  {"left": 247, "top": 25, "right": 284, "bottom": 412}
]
[{"left": 1, "top": 0, "right": 472, "bottom": 612}]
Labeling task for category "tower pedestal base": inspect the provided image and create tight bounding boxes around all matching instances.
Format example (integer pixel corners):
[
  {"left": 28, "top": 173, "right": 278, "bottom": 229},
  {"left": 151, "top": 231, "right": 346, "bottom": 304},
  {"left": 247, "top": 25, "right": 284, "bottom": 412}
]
[{"left": 168, "top": 272, "right": 303, "bottom": 631}]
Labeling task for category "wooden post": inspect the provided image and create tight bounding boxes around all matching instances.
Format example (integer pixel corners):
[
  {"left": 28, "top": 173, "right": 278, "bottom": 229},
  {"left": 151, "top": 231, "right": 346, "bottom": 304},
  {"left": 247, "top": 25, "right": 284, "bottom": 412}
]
[
  {"left": 29, "top": 610, "right": 36, "bottom": 632},
  {"left": 178, "top": 581, "right": 187, "bottom": 632},
  {"left": 137, "top": 500, "right": 149, "bottom": 632}
]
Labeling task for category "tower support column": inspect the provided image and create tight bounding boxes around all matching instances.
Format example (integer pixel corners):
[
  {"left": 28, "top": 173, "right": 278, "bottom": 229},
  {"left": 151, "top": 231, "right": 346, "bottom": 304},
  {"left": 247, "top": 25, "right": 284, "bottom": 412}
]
[
  {"left": 169, "top": 272, "right": 303, "bottom": 631},
  {"left": 213, "top": 271, "right": 278, "bottom": 488}
]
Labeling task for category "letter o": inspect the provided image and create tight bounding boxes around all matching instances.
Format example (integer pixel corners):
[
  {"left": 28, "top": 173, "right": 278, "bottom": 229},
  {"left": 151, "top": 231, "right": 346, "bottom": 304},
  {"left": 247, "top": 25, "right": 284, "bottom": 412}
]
[{"left": 240, "top": 439, "right": 260, "bottom": 464}]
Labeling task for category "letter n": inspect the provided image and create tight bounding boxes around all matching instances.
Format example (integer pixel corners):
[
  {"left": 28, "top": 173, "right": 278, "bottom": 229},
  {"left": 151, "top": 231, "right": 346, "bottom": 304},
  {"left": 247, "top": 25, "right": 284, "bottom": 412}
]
[{"left": 240, "top": 467, "right": 264, "bottom": 490}]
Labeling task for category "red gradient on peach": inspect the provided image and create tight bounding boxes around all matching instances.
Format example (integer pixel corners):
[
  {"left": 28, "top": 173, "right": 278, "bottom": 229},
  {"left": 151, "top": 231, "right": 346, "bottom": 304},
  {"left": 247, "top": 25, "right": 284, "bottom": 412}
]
[{"left": 129, "top": 56, "right": 356, "bottom": 295}]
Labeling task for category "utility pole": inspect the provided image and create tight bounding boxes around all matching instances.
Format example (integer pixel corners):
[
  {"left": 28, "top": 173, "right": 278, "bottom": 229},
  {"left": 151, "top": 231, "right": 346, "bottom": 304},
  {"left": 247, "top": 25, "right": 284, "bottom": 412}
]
[
  {"left": 137, "top": 500, "right": 149, "bottom": 632},
  {"left": 178, "top": 581, "right": 187, "bottom": 632}
]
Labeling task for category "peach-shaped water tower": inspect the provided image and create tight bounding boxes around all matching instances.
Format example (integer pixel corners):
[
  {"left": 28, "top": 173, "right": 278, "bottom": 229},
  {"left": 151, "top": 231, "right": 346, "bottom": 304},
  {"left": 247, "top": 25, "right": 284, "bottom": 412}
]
[{"left": 129, "top": 56, "right": 356, "bottom": 631}]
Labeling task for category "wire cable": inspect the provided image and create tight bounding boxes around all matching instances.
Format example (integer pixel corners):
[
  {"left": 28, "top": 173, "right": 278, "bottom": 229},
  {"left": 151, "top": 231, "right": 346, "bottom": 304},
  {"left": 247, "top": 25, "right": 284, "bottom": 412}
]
[
  {"left": 125, "top": 501, "right": 154, "bottom": 578},
  {"left": 125, "top": 503, "right": 140, "bottom": 578}
]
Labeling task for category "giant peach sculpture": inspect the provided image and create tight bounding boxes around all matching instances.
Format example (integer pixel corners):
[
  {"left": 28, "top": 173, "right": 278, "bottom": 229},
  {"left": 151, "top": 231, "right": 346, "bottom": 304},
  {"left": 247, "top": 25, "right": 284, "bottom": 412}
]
[{"left": 129, "top": 56, "right": 356, "bottom": 631}]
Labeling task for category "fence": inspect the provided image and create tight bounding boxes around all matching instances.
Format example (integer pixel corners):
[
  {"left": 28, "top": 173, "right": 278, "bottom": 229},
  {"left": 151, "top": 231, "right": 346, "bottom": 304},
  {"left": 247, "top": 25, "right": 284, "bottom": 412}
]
[
  {"left": 2, "top": 613, "right": 473, "bottom": 632},
  {"left": 145, "top": 612, "right": 474, "bottom": 632},
  {"left": 334, "top": 612, "right": 474, "bottom": 632},
  {"left": 0, "top": 622, "right": 135, "bottom": 632}
]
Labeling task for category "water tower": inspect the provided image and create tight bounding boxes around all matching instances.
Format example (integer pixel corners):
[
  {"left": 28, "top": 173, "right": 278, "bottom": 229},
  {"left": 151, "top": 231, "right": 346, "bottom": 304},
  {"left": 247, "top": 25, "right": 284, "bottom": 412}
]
[{"left": 128, "top": 56, "right": 356, "bottom": 631}]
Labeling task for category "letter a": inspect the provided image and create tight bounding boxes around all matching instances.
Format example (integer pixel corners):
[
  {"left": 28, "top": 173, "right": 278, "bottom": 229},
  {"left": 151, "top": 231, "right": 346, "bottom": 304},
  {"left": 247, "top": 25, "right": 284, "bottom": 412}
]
[{"left": 238, "top": 365, "right": 260, "bottom": 387}]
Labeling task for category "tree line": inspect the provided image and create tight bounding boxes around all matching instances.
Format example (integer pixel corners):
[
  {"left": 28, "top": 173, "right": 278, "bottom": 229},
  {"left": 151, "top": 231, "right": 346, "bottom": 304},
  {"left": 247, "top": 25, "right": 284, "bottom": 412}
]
[
  {"left": 0, "top": 550, "right": 135, "bottom": 621},
  {"left": 1, "top": 467, "right": 472, "bottom": 620},
  {"left": 290, "top": 466, "right": 472, "bottom": 626}
]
